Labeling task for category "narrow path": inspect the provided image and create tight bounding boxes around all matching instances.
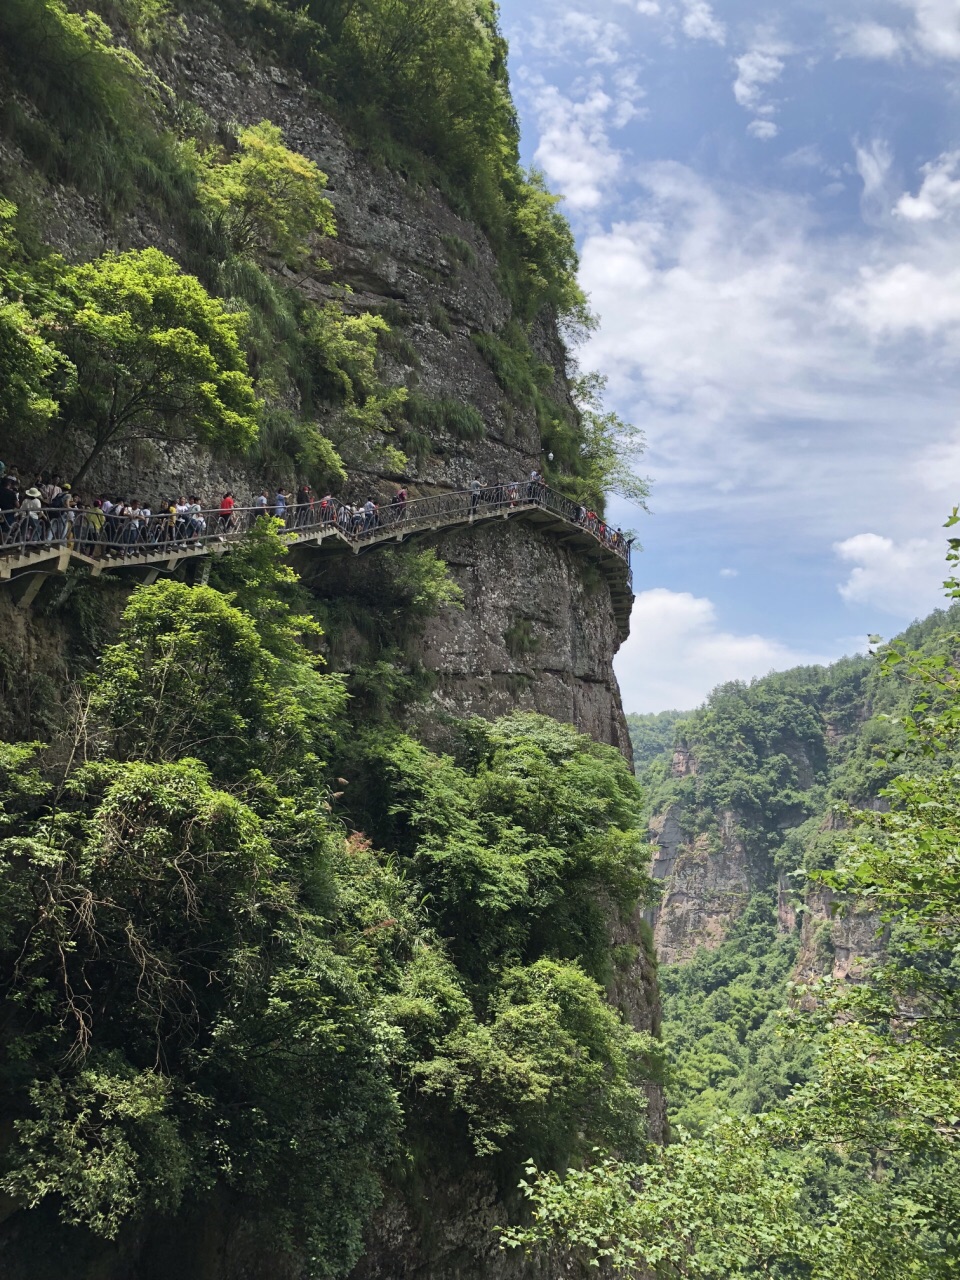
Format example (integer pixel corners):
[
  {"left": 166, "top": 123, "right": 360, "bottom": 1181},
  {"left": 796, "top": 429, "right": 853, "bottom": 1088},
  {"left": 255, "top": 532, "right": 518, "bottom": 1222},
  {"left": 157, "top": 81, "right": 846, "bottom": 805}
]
[{"left": 0, "top": 485, "right": 635, "bottom": 638}]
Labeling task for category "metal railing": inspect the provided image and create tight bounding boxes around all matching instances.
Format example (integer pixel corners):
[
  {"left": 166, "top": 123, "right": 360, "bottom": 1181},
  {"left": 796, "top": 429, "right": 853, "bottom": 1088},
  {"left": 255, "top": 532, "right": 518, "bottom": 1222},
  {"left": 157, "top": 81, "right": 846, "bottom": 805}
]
[{"left": 0, "top": 483, "right": 632, "bottom": 583}]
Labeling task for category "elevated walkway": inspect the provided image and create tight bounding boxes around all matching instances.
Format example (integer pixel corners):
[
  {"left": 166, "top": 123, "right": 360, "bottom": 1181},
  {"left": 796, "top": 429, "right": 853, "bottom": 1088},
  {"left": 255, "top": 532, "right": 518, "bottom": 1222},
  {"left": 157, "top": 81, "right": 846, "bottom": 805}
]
[{"left": 1, "top": 485, "right": 635, "bottom": 639}]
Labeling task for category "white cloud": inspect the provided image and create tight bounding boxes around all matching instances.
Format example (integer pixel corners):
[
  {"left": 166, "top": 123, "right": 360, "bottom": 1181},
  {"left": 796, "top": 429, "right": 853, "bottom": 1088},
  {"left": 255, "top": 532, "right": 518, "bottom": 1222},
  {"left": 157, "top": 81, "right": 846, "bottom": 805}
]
[
  {"left": 914, "top": 425, "right": 960, "bottom": 492},
  {"left": 733, "top": 43, "right": 786, "bottom": 113},
  {"left": 719, "top": 567, "right": 739, "bottom": 577},
  {"left": 526, "top": 9, "right": 626, "bottom": 65},
  {"left": 834, "top": 533, "right": 946, "bottom": 617},
  {"left": 615, "top": 588, "right": 827, "bottom": 711},
  {"left": 840, "top": 1, "right": 960, "bottom": 62},
  {"left": 905, "top": 0, "right": 960, "bottom": 59},
  {"left": 896, "top": 150, "right": 960, "bottom": 221},
  {"left": 854, "top": 137, "right": 895, "bottom": 211},
  {"left": 528, "top": 80, "right": 626, "bottom": 209},
  {"left": 748, "top": 119, "right": 779, "bottom": 140},
  {"left": 840, "top": 22, "right": 904, "bottom": 59},
  {"left": 576, "top": 156, "right": 960, "bottom": 547},
  {"left": 681, "top": 0, "right": 725, "bottom": 44},
  {"left": 840, "top": 262, "right": 960, "bottom": 337}
]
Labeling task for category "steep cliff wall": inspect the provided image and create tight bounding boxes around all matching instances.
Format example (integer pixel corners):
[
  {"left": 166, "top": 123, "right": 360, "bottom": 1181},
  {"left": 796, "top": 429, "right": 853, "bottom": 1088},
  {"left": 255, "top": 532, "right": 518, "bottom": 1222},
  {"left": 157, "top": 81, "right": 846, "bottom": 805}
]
[
  {"left": 1, "top": 8, "right": 631, "bottom": 757},
  {"left": 0, "top": 9, "right": 657, "bottom": 1279}
]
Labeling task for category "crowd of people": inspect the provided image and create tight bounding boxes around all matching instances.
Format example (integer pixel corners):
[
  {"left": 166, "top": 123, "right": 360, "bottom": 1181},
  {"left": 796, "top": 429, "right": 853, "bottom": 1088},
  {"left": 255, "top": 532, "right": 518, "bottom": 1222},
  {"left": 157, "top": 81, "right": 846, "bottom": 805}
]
[{"left": 0, "top": 463, "right": 631, "bottom": 562}]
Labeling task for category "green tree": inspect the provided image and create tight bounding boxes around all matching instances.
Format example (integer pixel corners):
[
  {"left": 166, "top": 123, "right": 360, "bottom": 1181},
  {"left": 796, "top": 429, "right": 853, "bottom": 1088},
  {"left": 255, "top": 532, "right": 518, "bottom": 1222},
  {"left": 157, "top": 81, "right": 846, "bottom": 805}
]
[
  {"left": 52, "top": 247, "right": 260, "bottom": 483},
  {"left": 504, "top": 542, "right": 960, "bottom": 1278},
  {"left": 197, "top": 121, "right": 336, "bottom": 263}
]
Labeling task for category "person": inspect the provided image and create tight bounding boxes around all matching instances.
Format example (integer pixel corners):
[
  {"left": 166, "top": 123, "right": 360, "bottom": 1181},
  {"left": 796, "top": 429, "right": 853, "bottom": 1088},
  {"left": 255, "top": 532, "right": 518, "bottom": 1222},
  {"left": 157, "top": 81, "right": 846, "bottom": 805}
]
[
  {"left": 470, "top": 476, "right": 482, "bottom": 511},
  {"left": 19, "top": 486, "right": 43, "bottom": 543},
  {"left": 274, "top": 488, "right": 288, "bottom": 525},
  {"left": 185, "top": 495, "right": 205, "bottom": 542},
  {"left": 140, "top": 501, "right": 154, "bottom": 547},
  {"left": 49, "top": 483, "right": 72, "bottom": 544},
  {"left": 0, "top": 477, "right": 18, "bottom": 538},
  {"left": 295, "top": 483, "right": 311, "bottom": 529},
  {"left": 125, "top": 500, "right": 144, "bottom": 550},
  {"left": 219, "top": 491, "right": 237, "bottom": 534},
  {"left": 363, "top": 498, "right": 378, "bottom": 531},
  {"left": 527, "top": 469, "right": 540, "bottom": 500},
  {"left": 80, "top": 500, "right": 105, "bottom": 556}
]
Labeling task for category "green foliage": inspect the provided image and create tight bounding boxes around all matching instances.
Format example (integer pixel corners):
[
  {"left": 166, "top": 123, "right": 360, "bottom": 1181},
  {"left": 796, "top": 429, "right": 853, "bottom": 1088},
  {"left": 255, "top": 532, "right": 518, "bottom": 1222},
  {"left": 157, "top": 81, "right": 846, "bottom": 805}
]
[
  {"left": 505, "top": 168, "right": 592, "bottom": 331},
  {"left": 420, "top": 958, "right": 655, "bottom": 1161},
  {"left": 508, "top": 579, "right": 960, "bottom": 1278},
  {"left": 3, "top": 1063, "right": 192, "bottom": 1237},
  {"left": 565, "top": 371, "right": 650, "bottom": 511},
  {"left": 441, "top": 233, "right": 478, "bottom": 268},
  {"left": 54, "top": 247, "right": 260, "bottom": 481},
  {"left": 626, "top": 709, "right": 687, "bottom": 768},
  {"left": 360, "top": 713, "right": 655, "bottom": 987},
  {"left": 402, "top": 392, "right": 486, "bottom": 441},
  {"left": 0, "top": 531, "right": 655, "bottom": 1273},
  {"left": 0, "top": 0, "right": 188, "bottom": 213},
  {"left": 659, "top": 893, "right": 811, "bottom": 1134},
  {"left": 213, "top": 0, "right": 587, "bottom": 328},
  {"left": 196, "top": 120, "right": 336, "bottom": 263},
  {"left": 504, "top": 617, "right": 539, "bottom": 658}
]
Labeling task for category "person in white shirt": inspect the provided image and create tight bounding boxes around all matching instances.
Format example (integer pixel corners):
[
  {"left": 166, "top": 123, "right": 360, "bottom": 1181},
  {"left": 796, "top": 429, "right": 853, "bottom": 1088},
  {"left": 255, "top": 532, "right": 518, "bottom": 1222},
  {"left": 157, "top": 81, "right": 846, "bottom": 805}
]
[{"left": 20, "top": 487, "right": 42, "bottom": 542}]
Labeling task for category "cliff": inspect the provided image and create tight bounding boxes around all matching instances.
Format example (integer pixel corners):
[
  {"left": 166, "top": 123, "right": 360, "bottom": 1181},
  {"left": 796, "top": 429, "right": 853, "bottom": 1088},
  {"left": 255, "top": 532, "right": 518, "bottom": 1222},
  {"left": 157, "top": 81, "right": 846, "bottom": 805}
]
[
  {"left": 0, "top": 5, "right": 657, "bottom": 1278},
  {"left": 0, "top": 7, "right": 631, "bottom": 759}
]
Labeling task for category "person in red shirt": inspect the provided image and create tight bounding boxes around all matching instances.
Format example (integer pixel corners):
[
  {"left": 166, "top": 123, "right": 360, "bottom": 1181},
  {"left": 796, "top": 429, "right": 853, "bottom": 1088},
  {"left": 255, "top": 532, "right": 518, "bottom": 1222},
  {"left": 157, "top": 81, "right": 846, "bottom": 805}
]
[{"left": 219, "top": 491, "right": 237, "bottom": 533}]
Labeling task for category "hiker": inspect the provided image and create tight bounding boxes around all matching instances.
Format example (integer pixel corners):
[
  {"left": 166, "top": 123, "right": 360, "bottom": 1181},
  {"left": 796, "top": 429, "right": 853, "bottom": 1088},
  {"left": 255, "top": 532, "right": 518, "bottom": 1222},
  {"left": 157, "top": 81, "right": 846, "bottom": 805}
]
[
  {"left": 470, "top": 476, "right": 482, "bottom": 511},
  {"left": 219, "top": 491, "right": 237, "bottom": 533},
  {"left": 274, "top": 488, "right": 289, "bottom": 525},
  {"left": 185, "top": 496, "right": 205, "bottom": 541},
  {"left": 125, "top": 501, "right": 144, "bottom": 548},
  {"left": 363, "top": 498, "right": 378, "bottom": 531},
  {"left": 19, "top": 486, "right": 43, "bottom": 543},
  {"left": 80, "top": 500, "right": 105, "bottom": 556},
  {"left": 0, "top": 478, "right": 18, "bottom": 538},
  {"left": 49, "top": 484, "right": 72, "bottom": 544},
  {"left": 295, "top": 483, "right": 311, "bottom": 528}
]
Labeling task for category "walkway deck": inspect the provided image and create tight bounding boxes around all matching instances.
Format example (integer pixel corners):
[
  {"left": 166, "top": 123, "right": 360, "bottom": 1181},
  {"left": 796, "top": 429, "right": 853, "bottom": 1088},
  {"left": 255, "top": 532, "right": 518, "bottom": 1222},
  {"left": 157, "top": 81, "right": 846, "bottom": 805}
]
[{"left": 0, "top": 486, "right": 635, "bottom": 639}]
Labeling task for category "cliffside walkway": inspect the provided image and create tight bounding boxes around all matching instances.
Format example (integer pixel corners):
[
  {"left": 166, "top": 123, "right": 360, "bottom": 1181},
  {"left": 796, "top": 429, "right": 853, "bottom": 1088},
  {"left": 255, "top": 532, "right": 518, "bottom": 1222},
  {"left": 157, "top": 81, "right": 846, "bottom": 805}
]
[{"left": 0, "top": 485, "right": 634, "bottom": 638}]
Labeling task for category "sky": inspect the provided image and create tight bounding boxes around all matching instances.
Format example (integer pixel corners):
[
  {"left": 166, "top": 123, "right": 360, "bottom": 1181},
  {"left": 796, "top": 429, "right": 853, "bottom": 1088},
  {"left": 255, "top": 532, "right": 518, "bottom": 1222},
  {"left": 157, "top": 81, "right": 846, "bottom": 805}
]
[{"left": 496, "top": 0, "right": 960, "bottom": 713}]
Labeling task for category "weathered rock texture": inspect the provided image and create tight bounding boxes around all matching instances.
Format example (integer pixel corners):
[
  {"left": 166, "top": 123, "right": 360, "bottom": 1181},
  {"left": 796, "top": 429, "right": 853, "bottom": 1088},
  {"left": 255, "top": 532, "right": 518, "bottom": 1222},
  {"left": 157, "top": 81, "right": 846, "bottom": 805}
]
[{"left": 649, "top": 807, "right": 753, "bottom": 965}]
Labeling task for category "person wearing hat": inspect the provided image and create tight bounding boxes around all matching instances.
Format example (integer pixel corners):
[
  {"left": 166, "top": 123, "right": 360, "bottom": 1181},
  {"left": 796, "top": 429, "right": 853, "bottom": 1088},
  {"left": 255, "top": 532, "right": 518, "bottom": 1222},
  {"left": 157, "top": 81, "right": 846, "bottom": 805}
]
[{"left": 20, "top": 486, "right": 43, "bottom": 543}]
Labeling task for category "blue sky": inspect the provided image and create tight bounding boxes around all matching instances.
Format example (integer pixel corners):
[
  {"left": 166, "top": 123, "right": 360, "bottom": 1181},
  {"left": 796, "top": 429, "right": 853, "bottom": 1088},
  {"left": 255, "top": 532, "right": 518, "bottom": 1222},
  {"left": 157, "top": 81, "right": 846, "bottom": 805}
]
[{"left": 496, "top": 0, "right": 960, "bottom": 712}]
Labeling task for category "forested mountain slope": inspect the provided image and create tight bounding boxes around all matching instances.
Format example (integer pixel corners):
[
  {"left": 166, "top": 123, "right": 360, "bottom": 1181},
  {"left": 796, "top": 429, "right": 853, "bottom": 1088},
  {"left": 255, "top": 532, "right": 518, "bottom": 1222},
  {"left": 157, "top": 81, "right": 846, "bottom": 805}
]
[{"left": 630, "top": 604, "right": 960, "bottom": 1133}]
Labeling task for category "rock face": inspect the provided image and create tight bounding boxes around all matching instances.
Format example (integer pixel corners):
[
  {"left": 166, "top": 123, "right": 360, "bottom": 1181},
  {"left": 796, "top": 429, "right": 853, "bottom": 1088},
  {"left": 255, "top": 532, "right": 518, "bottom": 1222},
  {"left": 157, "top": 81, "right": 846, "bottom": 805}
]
[
  {"left": 420, "top": 520, "right": 632, "bottom": 758},
  {"left": 648, "top": 807, "right": 753, "bottom": 965},
  {"left": 5, "top": 9, "right": 632, "bottom": 758}
]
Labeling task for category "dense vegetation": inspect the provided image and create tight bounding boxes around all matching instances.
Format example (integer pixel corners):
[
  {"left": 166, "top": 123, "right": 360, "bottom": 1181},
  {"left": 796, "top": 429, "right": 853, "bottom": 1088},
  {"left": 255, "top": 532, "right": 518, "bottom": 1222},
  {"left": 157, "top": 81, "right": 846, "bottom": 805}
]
[
  {"left": 0, "top": 0, "right": 647, "bottom": 510},
  {"left": 511, "top": 573, "right": 960, "bottom": 1274},
  {"left": 0, "top": 523, "right": 659, "bottom": 1275}
]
